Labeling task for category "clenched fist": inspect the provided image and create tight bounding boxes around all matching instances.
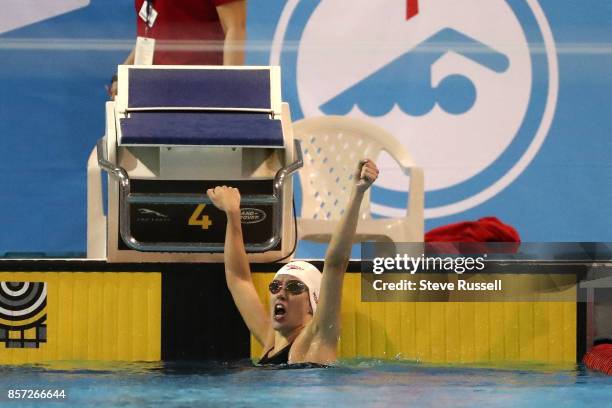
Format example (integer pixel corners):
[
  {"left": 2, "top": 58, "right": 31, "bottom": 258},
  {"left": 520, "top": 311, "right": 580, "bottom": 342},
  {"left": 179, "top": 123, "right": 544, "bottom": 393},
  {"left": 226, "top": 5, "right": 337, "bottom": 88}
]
[
  {"left": 354, "top": 159, "right": 379, "bottom": 193},
  {"left": 207, "top": 186, "right": 241, "bottom": 214}
]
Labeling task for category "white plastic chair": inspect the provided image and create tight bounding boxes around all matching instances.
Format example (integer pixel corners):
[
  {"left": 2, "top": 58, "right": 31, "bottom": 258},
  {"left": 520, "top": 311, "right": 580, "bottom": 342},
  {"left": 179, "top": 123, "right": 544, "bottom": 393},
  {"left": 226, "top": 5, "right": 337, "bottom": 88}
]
[{"left": 292, "top": 116, "right": 424, "bottom": 243}]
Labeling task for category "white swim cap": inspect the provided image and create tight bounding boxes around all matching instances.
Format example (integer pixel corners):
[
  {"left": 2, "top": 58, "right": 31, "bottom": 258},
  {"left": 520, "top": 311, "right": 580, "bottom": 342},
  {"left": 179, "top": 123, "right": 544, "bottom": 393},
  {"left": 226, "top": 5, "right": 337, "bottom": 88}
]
[{"left": 273, "top": 261, "right": 322, "bottom": 313}]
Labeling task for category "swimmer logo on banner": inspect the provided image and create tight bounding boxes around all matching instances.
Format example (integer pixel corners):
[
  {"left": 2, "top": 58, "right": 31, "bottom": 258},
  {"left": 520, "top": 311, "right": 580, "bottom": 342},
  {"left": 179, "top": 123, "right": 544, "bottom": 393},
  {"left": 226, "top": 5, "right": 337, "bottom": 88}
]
[
  {"left": 272, "top": 0, "right": 558, "bottom": 219},
  {"left": 0, "top": 282, "right": 47, "bottom": 349}
]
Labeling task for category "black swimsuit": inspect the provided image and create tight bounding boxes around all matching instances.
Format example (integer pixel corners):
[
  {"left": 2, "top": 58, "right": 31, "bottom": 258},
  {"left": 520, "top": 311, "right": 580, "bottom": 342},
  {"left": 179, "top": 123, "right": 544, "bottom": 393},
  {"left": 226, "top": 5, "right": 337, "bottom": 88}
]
[
  {"left": 257, "top": 343, "right": 329, "bottom": 368},
  {"left": 258, "top": 343, "right": 292, "bottom": 365}
]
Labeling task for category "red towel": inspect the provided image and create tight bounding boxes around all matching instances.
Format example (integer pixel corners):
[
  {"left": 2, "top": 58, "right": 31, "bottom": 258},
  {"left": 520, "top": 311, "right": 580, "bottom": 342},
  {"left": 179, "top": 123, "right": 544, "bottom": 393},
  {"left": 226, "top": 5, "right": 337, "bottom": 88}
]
[
  {"left": 584, "top": 343, "right": 612, "bottom": 375},
  {"left": 426, "top": 217, "right": 520, "bottom": 243},
  {"left": 425, "top": 217, "right": 520, "bottom": 254}
]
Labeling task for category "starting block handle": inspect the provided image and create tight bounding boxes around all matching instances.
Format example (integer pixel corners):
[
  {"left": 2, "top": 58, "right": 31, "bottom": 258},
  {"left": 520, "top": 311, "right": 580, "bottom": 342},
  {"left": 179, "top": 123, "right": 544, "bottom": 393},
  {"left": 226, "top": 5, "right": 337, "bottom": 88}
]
[
  {"left": 127, "top": 194, "right": 277, "bottom": 205},
  {"left": 274, "top": 139, "right": 302, "bottom": 190},
  {"left": 97, "top": 137, "right": 129, "bottom": 191},
  {"left": 96, "top": 137, "right": 303, "bottom": 253}
]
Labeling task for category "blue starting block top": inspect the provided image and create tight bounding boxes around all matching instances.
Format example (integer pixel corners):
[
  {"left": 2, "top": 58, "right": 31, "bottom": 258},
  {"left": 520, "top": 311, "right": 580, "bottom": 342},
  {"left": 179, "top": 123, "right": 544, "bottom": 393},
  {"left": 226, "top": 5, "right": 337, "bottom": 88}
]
[
  {"left": 120, "top": 112, "right": 283, "bottom": 147},
  {"left": 119, "top": 68, "right": 283, "bottom": 146},
  {"left": 127, "top": 68, "right": 272, "bottom": 110}
]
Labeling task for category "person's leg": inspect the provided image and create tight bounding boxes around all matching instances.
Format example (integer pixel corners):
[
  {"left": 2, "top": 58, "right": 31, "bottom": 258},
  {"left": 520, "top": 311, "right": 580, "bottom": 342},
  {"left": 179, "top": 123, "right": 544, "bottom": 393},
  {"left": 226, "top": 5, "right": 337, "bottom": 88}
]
[{"left": 594, "top": 288, "right": 612, "bottom": 344}]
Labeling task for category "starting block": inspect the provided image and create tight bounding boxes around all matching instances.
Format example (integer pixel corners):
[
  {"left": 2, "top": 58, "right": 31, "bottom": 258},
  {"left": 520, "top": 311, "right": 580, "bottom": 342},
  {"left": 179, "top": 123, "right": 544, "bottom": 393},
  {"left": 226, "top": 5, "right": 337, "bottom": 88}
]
[{"left": 87, "top": 66, "right": 302, "bottom": 262}]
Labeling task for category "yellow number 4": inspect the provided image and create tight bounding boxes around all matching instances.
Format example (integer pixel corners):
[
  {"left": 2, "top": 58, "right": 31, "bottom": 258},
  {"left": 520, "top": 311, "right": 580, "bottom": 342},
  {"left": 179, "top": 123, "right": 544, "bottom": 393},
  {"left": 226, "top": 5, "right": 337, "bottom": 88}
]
[{"left": 189, "top": 204, "right": 213, "bottom": 229}]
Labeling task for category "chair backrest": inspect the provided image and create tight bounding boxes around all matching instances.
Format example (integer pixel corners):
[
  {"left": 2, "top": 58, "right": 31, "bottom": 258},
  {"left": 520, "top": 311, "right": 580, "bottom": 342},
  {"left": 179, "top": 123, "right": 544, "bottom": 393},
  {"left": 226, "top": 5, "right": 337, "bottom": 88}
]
[{"left": 293, "top": 116, "right": 412, "bottom": 221}]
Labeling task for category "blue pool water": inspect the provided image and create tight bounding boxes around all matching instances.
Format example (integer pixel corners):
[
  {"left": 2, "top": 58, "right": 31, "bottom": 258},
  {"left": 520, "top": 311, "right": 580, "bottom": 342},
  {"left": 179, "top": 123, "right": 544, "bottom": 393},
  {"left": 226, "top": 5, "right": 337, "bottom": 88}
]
[{"left": 0, "top": 360, "right": 611, "bottom": 407}]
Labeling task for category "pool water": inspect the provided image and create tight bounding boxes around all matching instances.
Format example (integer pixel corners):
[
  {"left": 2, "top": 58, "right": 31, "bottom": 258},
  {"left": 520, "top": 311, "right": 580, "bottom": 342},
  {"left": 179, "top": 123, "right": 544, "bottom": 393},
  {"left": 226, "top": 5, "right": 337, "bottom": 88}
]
[{"left": 0, "top": 360, "right": 611, "bottom": 407}]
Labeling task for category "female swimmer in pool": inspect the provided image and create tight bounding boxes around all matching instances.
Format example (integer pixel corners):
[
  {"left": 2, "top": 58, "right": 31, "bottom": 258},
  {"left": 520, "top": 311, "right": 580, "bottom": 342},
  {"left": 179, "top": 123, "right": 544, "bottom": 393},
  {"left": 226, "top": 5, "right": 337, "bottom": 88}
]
[{"left": 207, "top": 159, "right": 379, "bottom": 365}]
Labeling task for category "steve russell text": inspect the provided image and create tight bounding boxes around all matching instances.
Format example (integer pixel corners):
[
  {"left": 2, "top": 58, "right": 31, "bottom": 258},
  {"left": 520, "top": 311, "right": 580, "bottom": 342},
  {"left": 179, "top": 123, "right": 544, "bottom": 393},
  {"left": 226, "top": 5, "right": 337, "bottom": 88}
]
[{"left": 372, "top": 279, "right": 502, "bottom": 291}]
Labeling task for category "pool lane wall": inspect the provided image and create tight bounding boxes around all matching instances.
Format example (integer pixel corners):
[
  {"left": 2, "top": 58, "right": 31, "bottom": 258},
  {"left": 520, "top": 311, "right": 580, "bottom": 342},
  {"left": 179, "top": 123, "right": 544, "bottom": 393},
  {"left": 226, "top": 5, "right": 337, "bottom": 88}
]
[
  {"left": 0, "top": 270, "right": 160, "bottom": 363},
  {"left": 0, "top": 260, "right": 579, "bottom": 365},
  {"left": 251, "top": 273, "right": 577, "bottom": 364}
]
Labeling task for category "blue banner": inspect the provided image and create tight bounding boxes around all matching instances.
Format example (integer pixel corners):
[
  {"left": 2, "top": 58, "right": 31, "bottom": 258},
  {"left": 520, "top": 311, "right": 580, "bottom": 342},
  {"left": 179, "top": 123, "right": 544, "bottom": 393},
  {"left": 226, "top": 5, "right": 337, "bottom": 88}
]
[{"left": 0, "top": 1, "right": 611, "bottom": 257}]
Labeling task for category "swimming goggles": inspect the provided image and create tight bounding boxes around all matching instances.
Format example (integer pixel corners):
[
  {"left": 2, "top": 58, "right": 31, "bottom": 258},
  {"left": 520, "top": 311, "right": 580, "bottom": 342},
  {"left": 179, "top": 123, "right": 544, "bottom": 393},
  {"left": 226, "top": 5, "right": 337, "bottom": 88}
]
[{"left": 268, "top": 280, "right": 307, "bottom": 295}]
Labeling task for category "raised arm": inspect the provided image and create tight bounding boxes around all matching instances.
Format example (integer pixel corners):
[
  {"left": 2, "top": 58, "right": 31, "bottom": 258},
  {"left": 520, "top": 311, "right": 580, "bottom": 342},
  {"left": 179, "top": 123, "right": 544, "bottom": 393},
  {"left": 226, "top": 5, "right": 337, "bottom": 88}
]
[
  {"left": 207, "top": 186, "right": 270, "bottom": 345},
  {"left": 312, "top": 160, "right": 379, "bottom": 342},
  {"left": 216, "top": 0, "right": 246, "bottom": 65}
]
